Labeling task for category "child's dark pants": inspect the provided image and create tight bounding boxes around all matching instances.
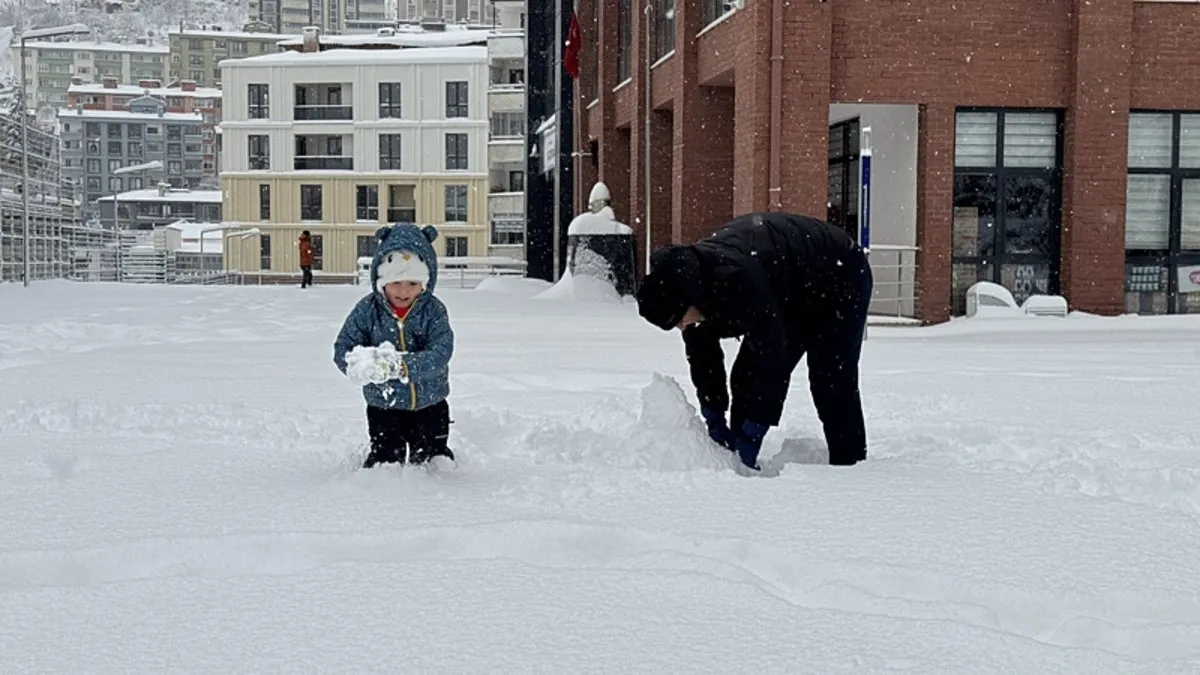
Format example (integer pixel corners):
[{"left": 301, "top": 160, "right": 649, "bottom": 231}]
[{"left": 364, "top": 400, "right": 453, "bottom": 467}]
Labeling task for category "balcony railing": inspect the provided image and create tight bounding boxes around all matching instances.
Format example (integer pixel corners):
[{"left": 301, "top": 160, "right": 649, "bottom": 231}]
[
  {"left": 488, "top": 191, "right": 524, "bottom": 221},
  {"left": 293, "top": 105, "right": 353, "bottom": 121},
  {"left": 294, "top": 156, "right": 353, "bottom": 171}
]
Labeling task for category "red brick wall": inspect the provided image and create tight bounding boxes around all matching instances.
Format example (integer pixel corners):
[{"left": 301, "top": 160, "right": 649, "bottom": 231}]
[{"left": 581, "top": 0, "right": 1200, "bottom": 321}]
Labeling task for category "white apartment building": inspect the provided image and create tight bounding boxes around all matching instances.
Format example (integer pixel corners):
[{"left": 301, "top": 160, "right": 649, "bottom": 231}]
[
  {"left": 218, "top": 43, "right": 490, "bottom": 279},
  {"left": 486, "top": 0, "right": 526, "bottom": 256}
]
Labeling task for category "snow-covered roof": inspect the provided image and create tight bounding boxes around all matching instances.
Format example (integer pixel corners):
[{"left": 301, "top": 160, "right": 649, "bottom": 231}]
[
  {"left": 568, "top": 206, "right": 633, "bottom": 236},
  {"left": 23, "top": 41, "right": 168, "bottom": 54},
  {"left": 57, "top": 107, "right": 203, "bottom": 123},
  {"left": 169, "top": 29, "right": 293, "bottom": 41},
  {"left": 166, "top": 221, "right": 226, "bottom": 253},
  {"left": 275, "top": 29, "right": 491, "bottom": 48},
  {"left": 222, "top": 45, "right": 487, "bottom": 67},
  {"left": 96, "top": 189, "right": 223, "bottom": 203},
  {"left": 68, "top": 83, "right": 223, "bottom": 99}
]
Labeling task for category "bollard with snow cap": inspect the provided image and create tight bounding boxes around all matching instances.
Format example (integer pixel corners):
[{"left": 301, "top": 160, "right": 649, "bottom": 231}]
[{"left": 566, "top": 182, "right": 637, "bottom": 296}]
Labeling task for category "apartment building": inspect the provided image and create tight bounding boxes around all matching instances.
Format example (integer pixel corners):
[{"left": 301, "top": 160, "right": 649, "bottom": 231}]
[
  {"left": 67, "top": 77, "right": 223, "bottom": 186},
  {"left": 21, "top": 41, "right": 169, "bottom": 112},
  {"left": 486, "top": 0, "right": 526, "bottom": 256},
  {"left": 59, "top": 96, "right": 206, "bottom": 211},
  {"left": 95, "top": 187, "right": 223, "bottom": 230},
  {"left": 218, "top": 43, "right": 491, "bottom": 279},
  {"left": 168, "top": 28, "right": 292, "bottom": 88},
  {"left": 247, "top": 0, "right": 353, "bottom": 35},
  {"left": 396, "top": 0, "right": 496, "bottom": 25}
]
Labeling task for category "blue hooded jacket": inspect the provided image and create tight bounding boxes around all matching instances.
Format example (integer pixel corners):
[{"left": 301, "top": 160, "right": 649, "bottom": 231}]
[{"left": 332, "top": 224, "right": 453, "bottom": 411}]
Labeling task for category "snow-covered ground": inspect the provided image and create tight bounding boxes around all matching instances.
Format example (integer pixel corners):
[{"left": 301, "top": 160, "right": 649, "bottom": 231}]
[{"left": 2, "top": 279, "right": 1200, "bottom": 673}]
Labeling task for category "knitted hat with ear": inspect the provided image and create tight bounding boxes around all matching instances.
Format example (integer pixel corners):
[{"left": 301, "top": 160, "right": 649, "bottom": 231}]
[{"left": 374, "top": 249, "right": 429, "bottom": 292}]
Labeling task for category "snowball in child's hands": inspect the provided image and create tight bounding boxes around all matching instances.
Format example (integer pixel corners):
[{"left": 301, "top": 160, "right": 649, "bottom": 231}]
[{"left": 345, "top": 343, "right": 409, "bottom": 386}]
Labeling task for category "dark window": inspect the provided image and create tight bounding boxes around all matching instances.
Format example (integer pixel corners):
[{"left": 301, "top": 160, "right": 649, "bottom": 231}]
[
  {"left": 653, "top": 0, "right": 675, "bottom": 60},
  {"left": 952, "top": 109, "right": 1064, "bottom": 315},
  {"left": 446, "top": 81, "right": 468, "bottom": 118},
  {"left": 380, "top": 134, "right": 402, "bottom": 170},
  {"left": 388, "top": 185, "right": 416, "bottom": 223},
  {"left": 827, "top": 118, "right": 860, "bottom": 241},
  {"left": 446, "top": 236, "right": 468, "bottom": 257},
  {"left": 300, "top": 184, "right": 323, "bottom": 221},
  {"left": 260, "top": 233, "right": 272, "bottom": 270},
  {"left": 357, "top": 185, "right": 379, "bottom": 221},
  {"left": 259, "top": 184, "right": 270, "bottom": 220},
  {"left": 617, "top": 0, "right": 631, "bottom": 81},
  {"left": 248, "top": 135, "right": 269, "bottom": 170},
  {"left": 445, "top": 133, "right": 468, "bottom": 170},
  {"left": 444, "top": 185, "right": 468, "bottom": 222},
  {"left": 310, "top": 234, "right": 323, "bottom": 271},
  {"left": 248, "top": 84, "right": 269, "bottom": 119},
  {"left": 357, "top": 235, "right": 377, "bottom": 259},
  {"left": 1125, "top": 111, "right": 1200, "bottom": 315},
  {"left": 509, "top": 170, "right": 524, "bottom": 192},
  {"left": 379, "top": 83, "right": 402, "bottom": 118}
]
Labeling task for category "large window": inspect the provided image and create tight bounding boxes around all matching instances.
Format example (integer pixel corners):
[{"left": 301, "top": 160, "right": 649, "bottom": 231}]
[
  {"left": 444, "top": 185, "right": 468, "bottom": 222},
  {"left": 380, "top": 134, "right": 402, "bottom": 170},
  {"left": 617, "top": 0, "right": 631, "bottom": 82},
  {"left": 357, "top": 185, "right": 379, "bottom": 221},
  {"left": 247, "top": 84, "right": 269, "bottom": 119},
  {"left": 446, "top": 81, "right": 468, "bottom": 118},
  {"left": 445, "top": 133, "right": 468, "bottom": 170},
  {"left": 827, "top": 118, "right": 860, "bottom": 242},
  {"left": 952, "top": 109, "right": 1063, "bottom": 315},
  {"left": 300, "top": 184, "right": 323, "bottom": 221},
  {"left": 1125, "top": 111, "right": 1200, "bottom": 315},
  {"left": 652, "top": 0, "right": 675, "bottom": 60}
]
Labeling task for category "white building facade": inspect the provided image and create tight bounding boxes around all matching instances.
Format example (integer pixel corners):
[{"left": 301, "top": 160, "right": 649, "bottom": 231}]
[
  {"left": 486, "top": 0, "right": 527, "bottom": 257},
  {"left": 218, "top": 45, "right": 492, "bottom": 279}
]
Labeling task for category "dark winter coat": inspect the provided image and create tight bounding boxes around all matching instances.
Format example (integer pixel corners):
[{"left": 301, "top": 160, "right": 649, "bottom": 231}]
[
  {"left": 332, "top": 224, "right": 454, "bottom": 411},
  {"left": 636, "top": 212, "right": 871, "bottom": 428}
]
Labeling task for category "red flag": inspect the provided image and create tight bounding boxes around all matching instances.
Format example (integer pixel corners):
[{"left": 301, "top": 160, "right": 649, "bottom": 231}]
[{"left": 564, "top": 11, "right": 581, "bottom": 79}]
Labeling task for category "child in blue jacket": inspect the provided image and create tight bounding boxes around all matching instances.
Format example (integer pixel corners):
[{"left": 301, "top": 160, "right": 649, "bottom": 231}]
[{"left": 333, "top": 224, "right": 455, "bottom": 468}]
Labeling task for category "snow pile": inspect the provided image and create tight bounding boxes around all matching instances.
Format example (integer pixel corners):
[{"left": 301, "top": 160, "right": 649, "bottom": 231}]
[
  {"left": 473, "top": 276, "right": 553, "bottom": 297},
  {"left": 533, "top": 267, "right": 623, "bottom": 303},
  {"left": 344, "top": 343, "right": 407, "bottom": 386},
  {"left": 566, "top": 206, "right": 633, "bottom": 235}
]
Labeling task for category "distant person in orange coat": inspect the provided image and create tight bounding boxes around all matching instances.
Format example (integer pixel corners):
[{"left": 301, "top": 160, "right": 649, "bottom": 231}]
[{"left": 298, "top": 230, "right": 315, "bottom": 288}]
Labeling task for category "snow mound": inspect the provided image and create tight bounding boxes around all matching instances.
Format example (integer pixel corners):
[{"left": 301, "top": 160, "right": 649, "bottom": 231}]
[
  {"left": 452, "top": 374, "right": 731, "bottom": 474},
  {"left": 567, "top": 206, "right": 633, "bottom": 235},
  {"left": 533, "top": 267, "right": 623, "bottom": 303},
  {"left": 473, "top": 276, "right": 553, "bottom": 297}
]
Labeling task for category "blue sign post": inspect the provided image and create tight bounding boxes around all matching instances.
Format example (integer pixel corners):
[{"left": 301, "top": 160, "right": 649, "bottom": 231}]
[{"left": 859, "top": 126, "right": 872, "bottom": 340}]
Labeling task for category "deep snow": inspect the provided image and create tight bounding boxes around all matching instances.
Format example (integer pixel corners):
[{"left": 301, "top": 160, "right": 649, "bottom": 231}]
[{"left": 2, "top": 280, "right": 1200, "bottom": 673}]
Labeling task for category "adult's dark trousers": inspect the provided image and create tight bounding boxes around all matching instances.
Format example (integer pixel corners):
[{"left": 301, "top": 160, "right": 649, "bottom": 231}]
[
  {"left": 364, "top": 400, "right": 452, "bottom": 467},
  {"left": 300, "top": 265, "right": 313, "bottom": 288},
  {"left": 732, "top": 249, "right": 873, "bottom": 465}
]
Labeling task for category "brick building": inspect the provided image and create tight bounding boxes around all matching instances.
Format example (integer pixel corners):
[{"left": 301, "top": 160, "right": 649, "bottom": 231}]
[{"left": 573, "top": 0, "right": 1200, "bottom": 322}]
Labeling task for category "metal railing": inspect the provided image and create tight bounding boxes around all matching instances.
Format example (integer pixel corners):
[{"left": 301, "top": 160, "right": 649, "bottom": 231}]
[{"left": 866, "top": 244, "right": 918, "bottom": 320}]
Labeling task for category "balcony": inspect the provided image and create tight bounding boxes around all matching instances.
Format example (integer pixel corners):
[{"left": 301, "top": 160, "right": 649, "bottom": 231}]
[
  {"left": 293, "top": 105, "right": 353, "bottom": 121},
  {"left": 488, "top": 191, "right": 524, "bottom": 221},
  {"left": 294, "top": 83, "right": 351, "bottom": 121},
  {"left": 488, "top": 138, "right": 523, "bottom": 165},
  {"left": 488, "top": 84, "right": 525, "bottom": 114},
  {"left": 294, "top": 156, "right": 354, "bottom": 171},
  {"left": 487, "top": 31, "right": 524, "bottom": 60}
]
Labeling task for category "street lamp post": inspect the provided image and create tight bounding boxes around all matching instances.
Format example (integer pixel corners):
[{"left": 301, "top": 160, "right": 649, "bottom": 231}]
[{"left": 18, "top": 22, "right": 91, "bottom": 287}]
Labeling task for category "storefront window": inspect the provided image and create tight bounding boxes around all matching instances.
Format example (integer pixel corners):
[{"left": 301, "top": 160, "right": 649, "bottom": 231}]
[
  {"left": 1124, "top": 111, "right": 1200, "bottom": 315},
  {"left": 951, "top": 109, "right": 1063, "bottom": 315}
]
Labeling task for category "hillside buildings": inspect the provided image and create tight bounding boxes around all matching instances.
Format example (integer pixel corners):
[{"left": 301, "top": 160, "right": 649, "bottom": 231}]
[{"left": 20, "top": 41, "right": 170, "bottom": 113}]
